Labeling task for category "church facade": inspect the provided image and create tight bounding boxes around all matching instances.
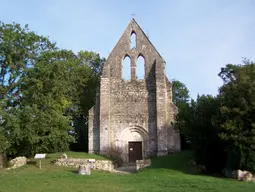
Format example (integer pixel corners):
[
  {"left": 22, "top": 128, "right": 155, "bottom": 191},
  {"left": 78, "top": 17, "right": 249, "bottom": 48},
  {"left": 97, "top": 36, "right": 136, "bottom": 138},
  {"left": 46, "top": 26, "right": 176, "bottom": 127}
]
[{"left": 88, "top": 19, "right": 180, "bottom": 162}]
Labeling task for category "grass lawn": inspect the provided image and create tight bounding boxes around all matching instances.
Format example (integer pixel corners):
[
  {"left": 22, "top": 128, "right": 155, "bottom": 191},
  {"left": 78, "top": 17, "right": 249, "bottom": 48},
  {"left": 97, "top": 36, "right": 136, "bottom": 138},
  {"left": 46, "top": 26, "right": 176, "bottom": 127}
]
[{"left": 0, "top": 151, "right": 254, "bottom": 192}]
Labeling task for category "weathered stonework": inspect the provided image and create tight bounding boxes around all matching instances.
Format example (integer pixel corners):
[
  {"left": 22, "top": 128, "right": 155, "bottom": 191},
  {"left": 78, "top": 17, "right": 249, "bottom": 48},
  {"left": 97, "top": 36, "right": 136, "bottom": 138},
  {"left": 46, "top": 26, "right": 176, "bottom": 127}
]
[
  {"left": 7, "top": 156, "right": 27, "bottom": 170},
  {"left": 78, "top": 165, "right": 91, "bottom": 175},
  {"left": 89, "top": 19, "right": 180, "bottom": 162},
  {"left": 222, "top": 169, "right": 255, "bottom": 182},
  {"left": 55, "top": 158, "right": 114, "bottom": 172},
  {"left": 136, "top": 159, "right": 151, "bottom": 171}
]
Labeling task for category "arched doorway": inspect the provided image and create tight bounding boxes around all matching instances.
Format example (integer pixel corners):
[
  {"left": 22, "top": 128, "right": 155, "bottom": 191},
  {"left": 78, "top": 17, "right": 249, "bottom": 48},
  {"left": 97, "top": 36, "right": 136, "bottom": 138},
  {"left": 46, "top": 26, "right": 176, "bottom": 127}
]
[{"left": 117, "top": 126, "right": 148, "bottom": 162}]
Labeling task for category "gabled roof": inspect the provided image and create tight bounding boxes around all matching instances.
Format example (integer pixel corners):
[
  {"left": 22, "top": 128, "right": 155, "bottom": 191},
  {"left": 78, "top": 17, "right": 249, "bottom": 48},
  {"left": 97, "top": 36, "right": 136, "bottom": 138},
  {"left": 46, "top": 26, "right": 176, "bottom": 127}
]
[
  {"left": 128, "top": 18, "right": 166, "bottom": 63},
  {"left": 106, "top": 18, "right": 165, "bottom": 63}
]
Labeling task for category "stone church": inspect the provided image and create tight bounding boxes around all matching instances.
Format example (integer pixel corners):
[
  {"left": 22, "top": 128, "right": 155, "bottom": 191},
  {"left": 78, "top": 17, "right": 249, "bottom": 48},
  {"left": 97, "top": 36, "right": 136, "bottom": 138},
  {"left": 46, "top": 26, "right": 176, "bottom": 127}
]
[{"left": 88, "top": 19, "right": 180, "bottom": 162}]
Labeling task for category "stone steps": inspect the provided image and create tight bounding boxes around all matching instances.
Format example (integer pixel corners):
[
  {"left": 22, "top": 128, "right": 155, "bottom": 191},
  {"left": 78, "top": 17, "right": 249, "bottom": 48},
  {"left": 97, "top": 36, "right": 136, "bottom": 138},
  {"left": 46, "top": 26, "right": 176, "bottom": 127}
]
[{"left": 113, "top": 163, "right": 137, "bottom": 174}]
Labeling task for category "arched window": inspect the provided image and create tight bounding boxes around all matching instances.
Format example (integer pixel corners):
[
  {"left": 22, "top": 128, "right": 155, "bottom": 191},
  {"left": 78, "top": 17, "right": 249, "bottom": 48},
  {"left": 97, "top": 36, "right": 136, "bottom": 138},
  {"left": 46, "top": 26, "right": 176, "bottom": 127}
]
[
  {"left": 123, "top": 55, "right": 131, "bottom": 80},
  {"left": 130, "top": 32, "right": 136, "bottom": 49},
  {"left": 136, "top": 55, "right": 145, "bottom": 79}
]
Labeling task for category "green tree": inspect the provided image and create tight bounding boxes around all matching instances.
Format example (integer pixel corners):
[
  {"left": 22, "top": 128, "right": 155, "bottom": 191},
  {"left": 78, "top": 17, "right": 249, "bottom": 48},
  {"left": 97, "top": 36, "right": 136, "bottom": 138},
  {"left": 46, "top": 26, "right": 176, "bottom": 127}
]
[
  {"left": 175, "top": 59, "right": 255, "bottom": 173},
  {"left": 19, "top": 49, "right": 104, "bottom": 155},
  {"left": 69, "top": 51, "right": 104, "bottom": 152},
  {"left": 172, "top": 79, "right": 190, "bottom": 107},
  {"left": 0, "top": 21, "right": 57, "bottom": 156},
  {"left": 0, "top": 21, "right": 55, "bottom": 106},
  {"left": 70, "top": 51, "right": 104, "bottom": 118},
  {"left": 1, "top": 49, "right": 77, "bottom": 157},
  {"left": 215, "top": 59, "right": 255, "bottom": 172},
  {"left": 0, "top": 21, "right": 105, "bottom": 156},
  {"left": 171, "top": 79, "right": 191, "bottom": 150},
  {"left": 175, "top": 94, "right": 224, "bottom": 173}
]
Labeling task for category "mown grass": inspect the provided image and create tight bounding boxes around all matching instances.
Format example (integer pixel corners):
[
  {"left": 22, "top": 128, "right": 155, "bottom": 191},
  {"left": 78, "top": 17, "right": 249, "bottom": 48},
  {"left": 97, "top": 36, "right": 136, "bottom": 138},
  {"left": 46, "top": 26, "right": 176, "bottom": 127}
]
[{"left": 0, "top": 151, "right": 254, "bottom": 192}]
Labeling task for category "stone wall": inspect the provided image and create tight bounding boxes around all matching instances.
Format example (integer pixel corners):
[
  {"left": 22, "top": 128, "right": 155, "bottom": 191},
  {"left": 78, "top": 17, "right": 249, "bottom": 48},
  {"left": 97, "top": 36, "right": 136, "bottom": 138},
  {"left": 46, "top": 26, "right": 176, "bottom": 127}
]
[
  {"left": 7, "top": 156, "right": 27, "bottom": 170},
  {"left": 55, "top": 158, "right": 114, "bottom": 172},
  {"left": 222, "top": 169, "right": 255, "bottom": 182},
  {"left": 88, "top": 88, "right": 100, "bottom": 154},
  {"left": 136, "top": 159, "right": 151, "bottom": 171},
  {"left": 88, "top": 18, "right": 180, "bottom": 160},
  {"left": 98, "top": 18, "right": 164, "bottom": 157}
]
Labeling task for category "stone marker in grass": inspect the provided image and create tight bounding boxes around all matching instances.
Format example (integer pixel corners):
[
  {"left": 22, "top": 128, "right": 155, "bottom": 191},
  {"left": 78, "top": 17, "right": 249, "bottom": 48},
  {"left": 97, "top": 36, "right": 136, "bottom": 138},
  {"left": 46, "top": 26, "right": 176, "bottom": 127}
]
[{"left": 78, "top": 165, "right": 91, "bottom": 175}]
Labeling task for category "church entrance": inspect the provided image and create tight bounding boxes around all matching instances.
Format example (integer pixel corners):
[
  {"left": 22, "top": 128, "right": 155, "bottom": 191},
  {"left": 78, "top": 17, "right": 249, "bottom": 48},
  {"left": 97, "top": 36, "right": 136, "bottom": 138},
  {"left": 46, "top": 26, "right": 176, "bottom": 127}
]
[{"left": 128, "top": 141, "right": 142, "bottom": 162}]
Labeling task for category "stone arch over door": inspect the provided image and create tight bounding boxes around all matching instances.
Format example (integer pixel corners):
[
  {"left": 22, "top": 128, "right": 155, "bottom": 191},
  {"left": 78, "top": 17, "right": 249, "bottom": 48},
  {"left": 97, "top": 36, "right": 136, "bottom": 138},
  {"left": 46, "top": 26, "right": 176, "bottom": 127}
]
[{"left": 117, "top": 126, "right": 148, "bottom": 162}]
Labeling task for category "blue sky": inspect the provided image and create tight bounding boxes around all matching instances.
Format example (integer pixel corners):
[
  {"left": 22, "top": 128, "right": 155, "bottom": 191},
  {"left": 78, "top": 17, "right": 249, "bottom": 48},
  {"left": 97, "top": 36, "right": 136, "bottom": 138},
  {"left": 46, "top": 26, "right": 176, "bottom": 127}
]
[{"left": 1, "top": 0, "right": 255, "bottom": 99}]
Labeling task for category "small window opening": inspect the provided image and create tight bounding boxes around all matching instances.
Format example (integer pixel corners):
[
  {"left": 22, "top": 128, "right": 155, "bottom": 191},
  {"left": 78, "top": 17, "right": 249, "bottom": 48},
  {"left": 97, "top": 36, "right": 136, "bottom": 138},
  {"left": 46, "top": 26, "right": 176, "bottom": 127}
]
[
  {"left": 123, "top": 55, "right": 131, "bottom": 80},
  {"left": 130, "top": 32, "right": 136, "bottom": 49},
  {"left": 136, "top": 55, "right": 145, "bottom": 79}
]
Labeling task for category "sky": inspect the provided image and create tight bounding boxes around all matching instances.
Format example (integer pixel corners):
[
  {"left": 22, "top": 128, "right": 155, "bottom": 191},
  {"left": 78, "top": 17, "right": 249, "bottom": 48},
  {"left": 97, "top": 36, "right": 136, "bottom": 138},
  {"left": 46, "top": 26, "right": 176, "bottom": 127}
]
[{"left": 1, "top": 0, "right": 255, "bottom": 99}]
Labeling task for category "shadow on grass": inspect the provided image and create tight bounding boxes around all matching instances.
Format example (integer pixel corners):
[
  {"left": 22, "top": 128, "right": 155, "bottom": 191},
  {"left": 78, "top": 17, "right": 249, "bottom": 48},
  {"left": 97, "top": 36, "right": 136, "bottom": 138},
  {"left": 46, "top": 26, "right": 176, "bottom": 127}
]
[
  {"left": 26, "top": 160, "right": 40, "bottom": 168},
  {"left": 148, "top": 151, "right": 197, "bottom": 174},
  {"left": 27, "top": 160, "right": 37, "bottom": 165},
  {"left": 68, "top": 170, "right": 78, "bottom": 174},
  {"left": 145, "top": 150, "right": 226, "bottom": 179}
]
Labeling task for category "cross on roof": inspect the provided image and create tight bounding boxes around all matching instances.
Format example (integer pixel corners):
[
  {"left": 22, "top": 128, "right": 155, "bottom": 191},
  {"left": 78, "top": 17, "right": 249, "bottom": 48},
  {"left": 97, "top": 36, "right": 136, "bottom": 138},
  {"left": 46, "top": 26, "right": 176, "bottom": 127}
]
[{"left": 131, "top": 12, "right": 136, "bottom": 18}]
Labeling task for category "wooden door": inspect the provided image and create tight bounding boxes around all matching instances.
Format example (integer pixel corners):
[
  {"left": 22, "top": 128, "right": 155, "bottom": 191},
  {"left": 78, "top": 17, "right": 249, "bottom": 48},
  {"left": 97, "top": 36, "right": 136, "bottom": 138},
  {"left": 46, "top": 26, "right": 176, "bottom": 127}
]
[{"left": 129, "top": 142, "right": 142, "bottom": 162}]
